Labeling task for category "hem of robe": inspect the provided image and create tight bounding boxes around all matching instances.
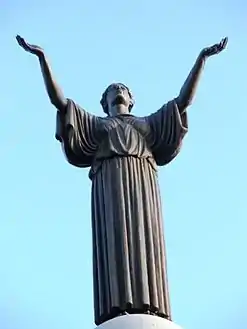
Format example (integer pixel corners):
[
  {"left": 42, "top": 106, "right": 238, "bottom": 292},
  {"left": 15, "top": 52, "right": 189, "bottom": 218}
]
[{"left": 95, "top": 306, "right": 172, "bottom": 326}]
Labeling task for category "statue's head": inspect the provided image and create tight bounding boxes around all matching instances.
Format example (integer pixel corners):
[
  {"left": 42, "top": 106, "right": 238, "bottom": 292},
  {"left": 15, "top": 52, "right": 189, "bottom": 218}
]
[{"left": 100, "top": 83, "right": 135, "bottom": 116}]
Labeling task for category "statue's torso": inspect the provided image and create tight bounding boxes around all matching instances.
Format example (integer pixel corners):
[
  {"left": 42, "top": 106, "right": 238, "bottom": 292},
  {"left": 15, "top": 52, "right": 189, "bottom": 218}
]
[
  {"left": 88, "top": 114, "right": 157, "bottom": 179},
  {"left": 95, "top": 115, "right": 153, "bottom": 160}
]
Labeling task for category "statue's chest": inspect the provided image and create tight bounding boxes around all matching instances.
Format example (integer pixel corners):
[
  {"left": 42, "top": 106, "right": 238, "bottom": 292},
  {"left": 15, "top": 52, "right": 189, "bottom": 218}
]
[
  {"left": 96, "top": 116, "right": 152, "bottom": 157},
  {"left": 101, "top": 117, "right": 149, "bottom": 140}
]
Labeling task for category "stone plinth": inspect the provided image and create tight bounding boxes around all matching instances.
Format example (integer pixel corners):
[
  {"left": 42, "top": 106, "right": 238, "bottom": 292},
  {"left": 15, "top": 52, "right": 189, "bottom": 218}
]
[{"left": 96, "top": 314, "right": 183, "bottom": 329}]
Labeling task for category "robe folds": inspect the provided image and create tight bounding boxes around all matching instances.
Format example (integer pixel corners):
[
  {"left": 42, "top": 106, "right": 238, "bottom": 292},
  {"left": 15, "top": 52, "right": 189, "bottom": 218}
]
[{"left": 56, "top": 99, "right": 188, "bottom": 325}]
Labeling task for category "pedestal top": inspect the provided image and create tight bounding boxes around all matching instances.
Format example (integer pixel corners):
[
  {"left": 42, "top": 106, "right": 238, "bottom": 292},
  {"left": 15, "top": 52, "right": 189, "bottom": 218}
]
[{"left": 96, "top": 314, "right": 182, "bottom": 329}]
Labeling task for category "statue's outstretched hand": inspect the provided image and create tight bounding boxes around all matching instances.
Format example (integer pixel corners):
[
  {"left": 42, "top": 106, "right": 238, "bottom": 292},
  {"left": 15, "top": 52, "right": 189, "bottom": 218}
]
[
  {"left": 201, "top": 37, "right": 228, "bottom": 58},
  {"left": 16, "top": 35, "right": 44, "bottom": 57}
]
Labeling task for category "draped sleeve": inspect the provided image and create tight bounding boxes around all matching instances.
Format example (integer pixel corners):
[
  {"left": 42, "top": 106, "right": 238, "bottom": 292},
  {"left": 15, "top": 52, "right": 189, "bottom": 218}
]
[
  {"left": 55, "top": 99, "right": 101, "bottom": 168},
  {"left": 145, "top": 99, "right": 188, "bottom": 166}
]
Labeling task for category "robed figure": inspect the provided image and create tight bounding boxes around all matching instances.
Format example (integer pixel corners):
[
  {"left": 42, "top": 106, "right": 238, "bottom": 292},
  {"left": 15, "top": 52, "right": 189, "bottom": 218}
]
[{"left": 16, "top": 35, "right": 227, "bottom": 326}]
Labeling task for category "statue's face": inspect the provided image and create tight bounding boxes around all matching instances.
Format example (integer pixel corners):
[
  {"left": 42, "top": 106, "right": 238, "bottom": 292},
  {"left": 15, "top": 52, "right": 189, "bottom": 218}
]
[{"left": 106, "top": 83, "right": 131, "bottom": 115}]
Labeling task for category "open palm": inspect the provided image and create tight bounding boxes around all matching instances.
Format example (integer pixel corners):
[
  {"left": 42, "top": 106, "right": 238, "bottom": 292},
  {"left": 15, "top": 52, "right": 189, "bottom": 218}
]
[
  {"left": 16, "top": 35, "right": 44, "bottom": 57},
  {"left": 202, "top": 37, "right": 228, "bottom": 58}
]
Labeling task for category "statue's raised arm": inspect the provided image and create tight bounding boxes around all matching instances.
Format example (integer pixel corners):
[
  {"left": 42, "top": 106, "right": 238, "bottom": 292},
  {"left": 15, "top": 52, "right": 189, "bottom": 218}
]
[
  {"left": 16, "top": 35, "right": 101, "bottom": 168},
  {"left": 176, "top": 37, "right": 228, "bottom": 112},
  {"left": 16, "top": 35, "right": 68, "bottom": 112},
  {"left": 145, "top": 37, "right": 228, "bottom": 166}
]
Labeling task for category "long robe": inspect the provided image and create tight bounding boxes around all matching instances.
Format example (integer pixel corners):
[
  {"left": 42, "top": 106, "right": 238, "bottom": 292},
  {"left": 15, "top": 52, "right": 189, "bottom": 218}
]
[{"left": 56, "top": 99, "right": 188, "bottom": 326}]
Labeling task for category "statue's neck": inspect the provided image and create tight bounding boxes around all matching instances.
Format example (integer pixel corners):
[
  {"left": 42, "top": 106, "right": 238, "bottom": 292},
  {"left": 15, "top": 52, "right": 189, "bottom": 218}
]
[{"left": 109, "top": 105, "right": 129, "bottom": 117}]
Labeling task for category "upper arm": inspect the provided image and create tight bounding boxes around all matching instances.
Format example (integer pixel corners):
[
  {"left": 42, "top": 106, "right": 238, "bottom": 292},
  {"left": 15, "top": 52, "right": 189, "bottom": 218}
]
[
  {"left": 51, "top": 97, "right": 68, "bottom": 114},
  {"left": 175, "top": 96, "right": 191, "bottom": 114}
]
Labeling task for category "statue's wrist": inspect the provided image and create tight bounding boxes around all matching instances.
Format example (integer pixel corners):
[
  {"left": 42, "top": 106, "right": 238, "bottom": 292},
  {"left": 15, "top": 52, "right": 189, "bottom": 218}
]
[
  {"left": 198, "top": 51, "right": 207, "bottom": 63},
  {"left": 37, "top": 51, "right": 45, "bottom": 61}
]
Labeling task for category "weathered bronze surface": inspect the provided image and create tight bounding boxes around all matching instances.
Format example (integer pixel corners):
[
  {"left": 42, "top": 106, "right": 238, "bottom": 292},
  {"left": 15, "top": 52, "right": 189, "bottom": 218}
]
[{"left": 16, "top": 35, "right": 228, "bottom": 325}]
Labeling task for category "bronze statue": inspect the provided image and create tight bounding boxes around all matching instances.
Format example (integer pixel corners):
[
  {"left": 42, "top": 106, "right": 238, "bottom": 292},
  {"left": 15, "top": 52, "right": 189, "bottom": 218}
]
[{"left": 16, "top": 35, "right": 228, "bottom": 326}]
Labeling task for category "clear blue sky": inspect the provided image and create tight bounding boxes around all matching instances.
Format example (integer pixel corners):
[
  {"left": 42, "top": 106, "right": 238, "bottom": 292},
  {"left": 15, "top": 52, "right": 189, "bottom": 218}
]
[{"left": 0, "top": 1, "right": 246, "bottom": 329}]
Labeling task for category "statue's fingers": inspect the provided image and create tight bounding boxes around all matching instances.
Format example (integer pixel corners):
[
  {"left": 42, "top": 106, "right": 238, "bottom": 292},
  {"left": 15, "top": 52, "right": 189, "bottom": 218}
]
[
  {"left": 16, "top": 39, "right": 22, "bottom": 47},
  {"left": 16, "top": 35, "right": 24, "bottom": 47},
  {"left": 219, "top": 40, "right": 224, "bottom": 48},
  {"left": 19, "top": 39, "right": 27, "bottom": 49},
  {"left": 16, "top": 34, "right": 23, "bottom": 42},
  {"left": 216, "top": 45, "right": 223, "bottom": 53},
  {"left": 220, "top": 38, "right": 226, "bottom": 48},
  {"left": 222, "top": 37, "right": 228, "bottom": 49},
  {"left": 18, "top": 37, "right": 28, "bottom": 49},
  {"left": 19, "top": 36, "right": 26, "bottom": 44},
  {"left": 16, "top": 35, "right": 32, "bottom": 53},
  {"left": 218, "top": 38, "right": 227, "bottom": 52},
  {"left": 220, "top": 38, "right": 225, "bottom": 45},
  {"left": 217, "top": 44, "right": 224, "bottom": 53}
]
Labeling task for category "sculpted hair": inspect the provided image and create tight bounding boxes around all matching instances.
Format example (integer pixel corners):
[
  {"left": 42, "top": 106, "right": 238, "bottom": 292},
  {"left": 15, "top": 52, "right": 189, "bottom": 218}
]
[{"left": 100, "top": 83, "right": 135, "bottom": 115}]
